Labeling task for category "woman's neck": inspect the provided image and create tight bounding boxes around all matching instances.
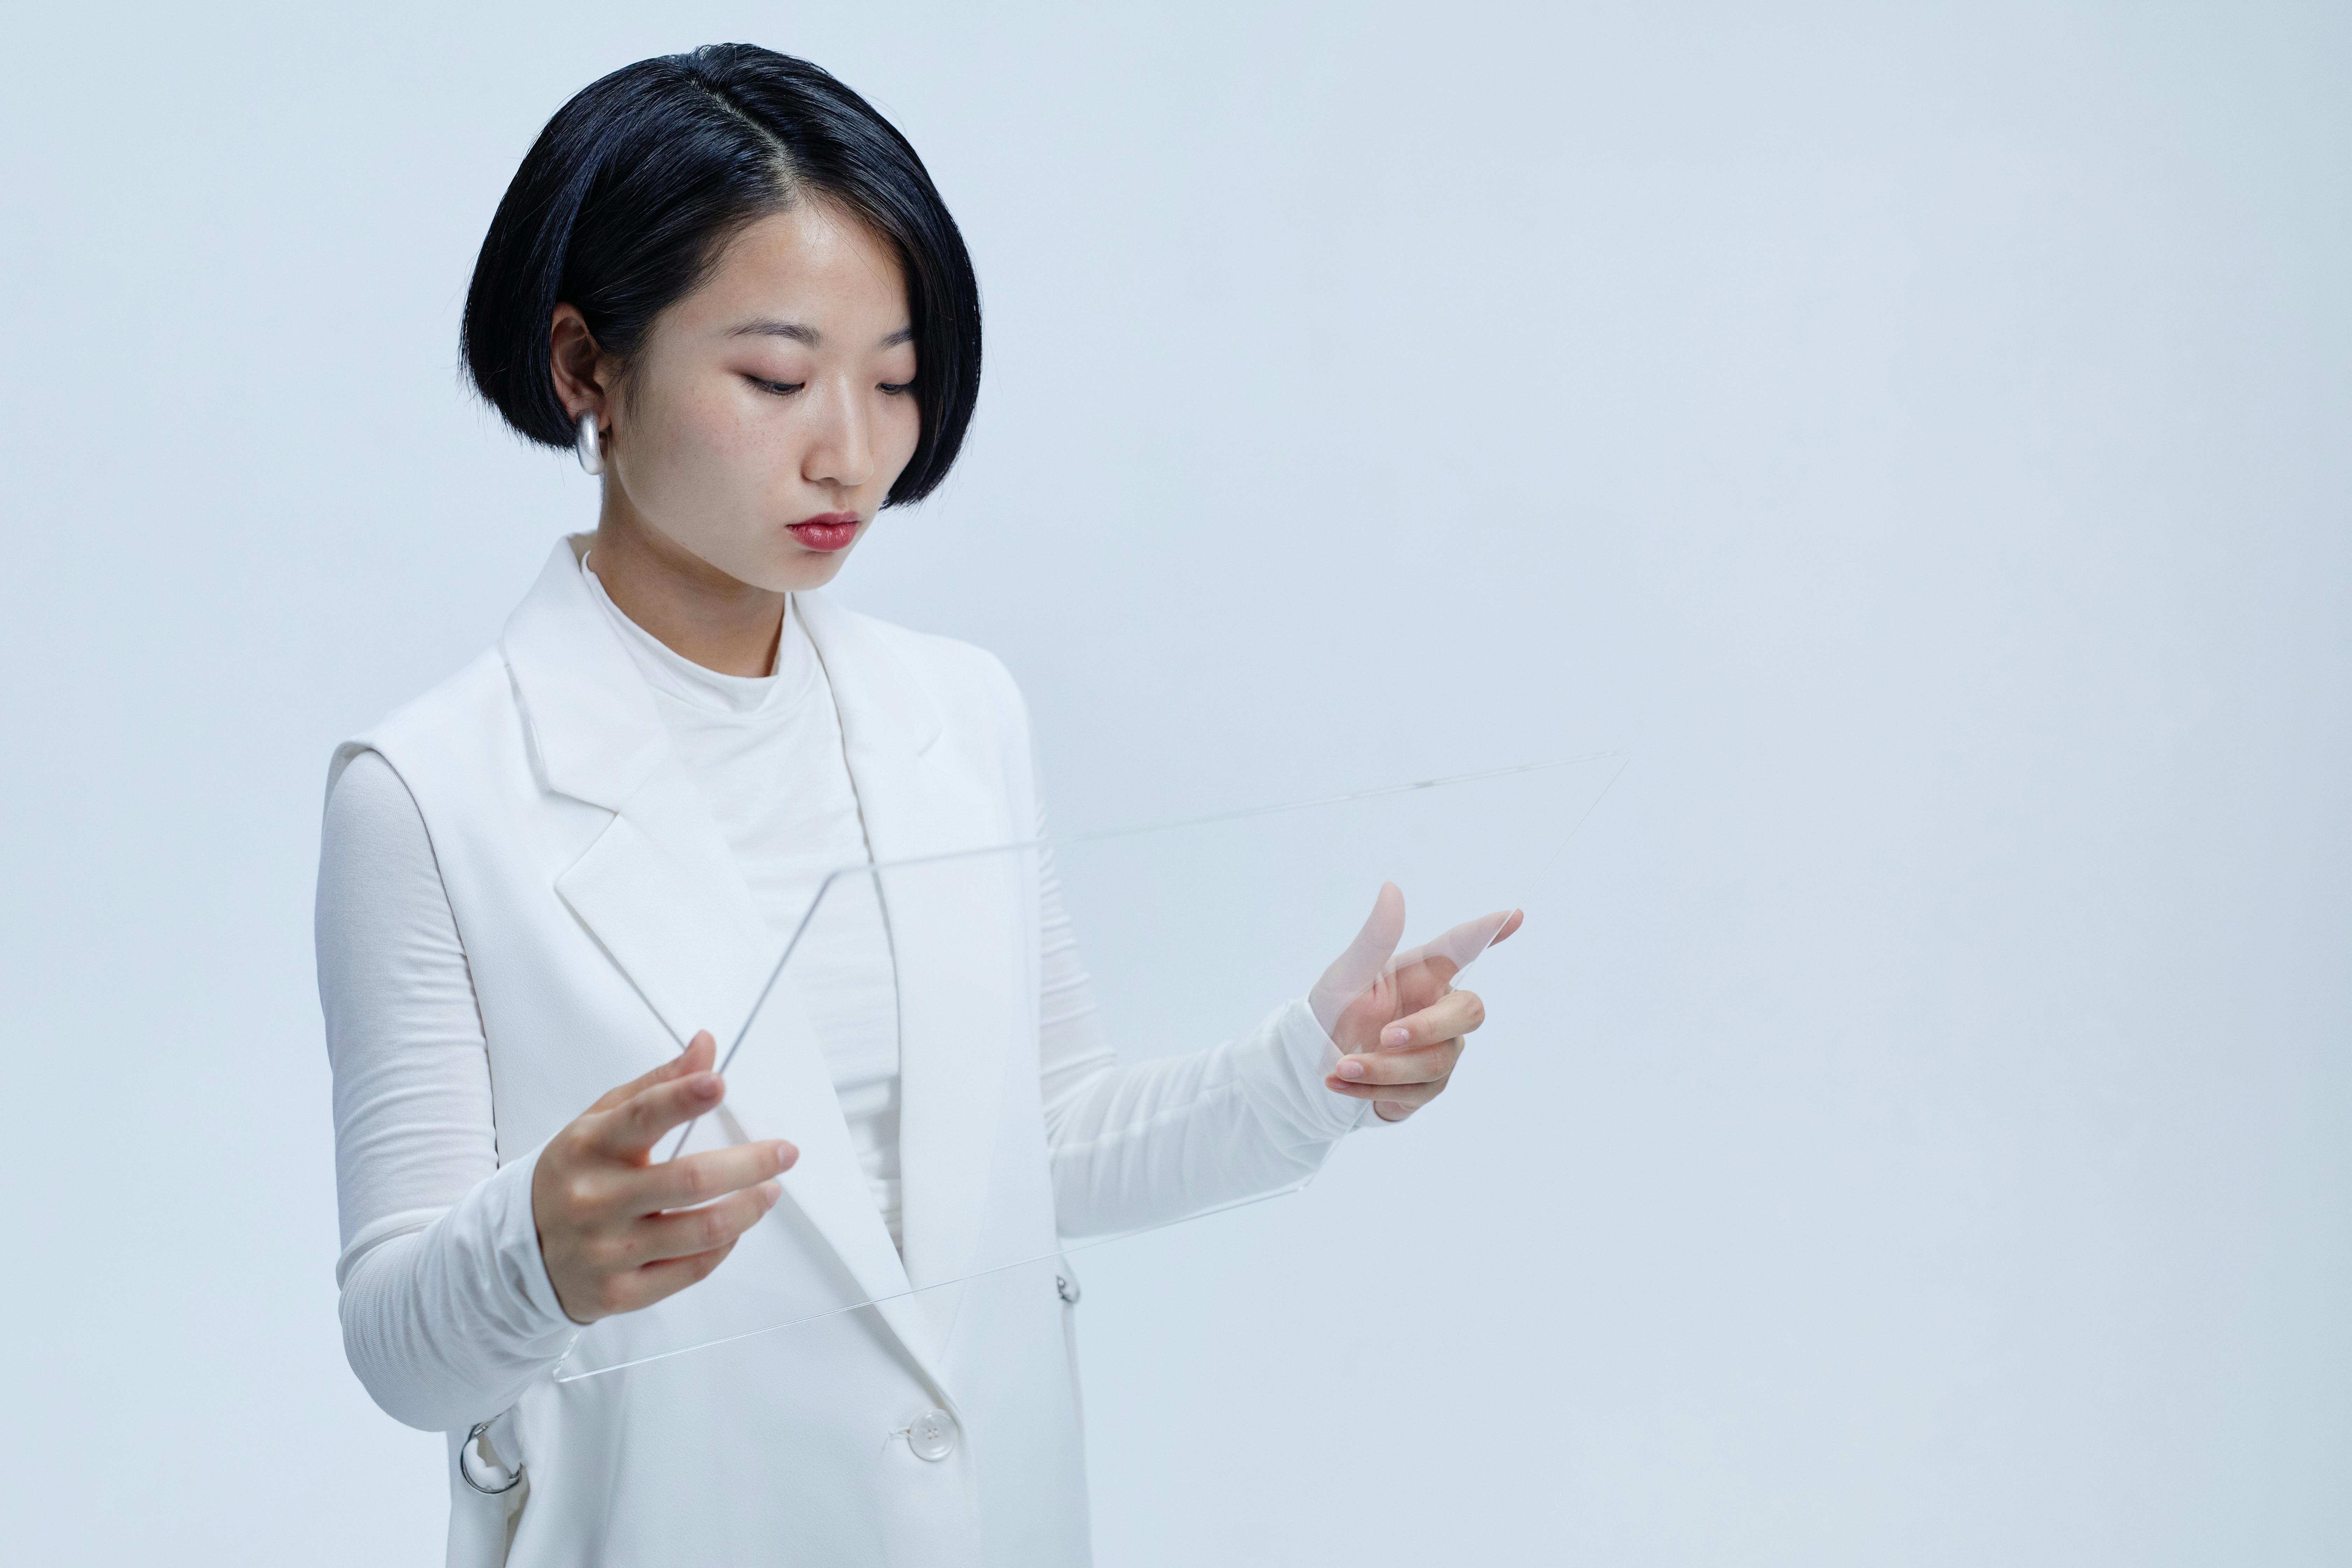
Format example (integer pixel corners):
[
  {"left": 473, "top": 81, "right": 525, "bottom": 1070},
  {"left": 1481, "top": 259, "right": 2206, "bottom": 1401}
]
[{"left": 587, "top": 511, "right": 784, "bottom": 679}]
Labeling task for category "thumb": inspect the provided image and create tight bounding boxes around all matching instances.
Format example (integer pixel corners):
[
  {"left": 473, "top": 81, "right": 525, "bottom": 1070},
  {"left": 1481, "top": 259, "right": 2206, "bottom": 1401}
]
[{"left": 1310, "top": 882, "right": 1405, "bottom": 1034}]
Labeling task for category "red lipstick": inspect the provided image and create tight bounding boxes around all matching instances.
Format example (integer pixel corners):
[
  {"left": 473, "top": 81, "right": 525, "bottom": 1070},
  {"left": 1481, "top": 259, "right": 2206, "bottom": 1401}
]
[{"left": 787, "top": 512, "right": 862, "bottom": 552}]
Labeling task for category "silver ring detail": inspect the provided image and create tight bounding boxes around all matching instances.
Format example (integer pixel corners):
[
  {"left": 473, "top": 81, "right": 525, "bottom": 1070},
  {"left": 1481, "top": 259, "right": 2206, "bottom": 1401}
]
[
  {"left": 1055, "top": 1272, "right": 1081, "bottom": 1305},
  {"left": 459, "top": 1419, "right": 524, "bottom": 1495}
]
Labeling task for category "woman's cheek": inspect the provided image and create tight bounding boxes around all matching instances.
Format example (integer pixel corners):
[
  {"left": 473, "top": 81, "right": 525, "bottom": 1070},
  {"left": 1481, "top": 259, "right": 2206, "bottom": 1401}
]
[
  {"left": 632, "top": 413, "right": 752, "bottom": 551},
  {"left": 673, "top": 381, "right": 758, "bottom": 463},
  {"left": 670, "top": 392, "right": 777, "bottom": 511}
]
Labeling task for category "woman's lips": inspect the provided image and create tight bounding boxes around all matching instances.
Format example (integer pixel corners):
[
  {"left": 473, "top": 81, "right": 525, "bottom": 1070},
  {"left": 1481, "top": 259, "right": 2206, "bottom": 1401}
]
[{"left": 787, "top": 513, "right": 861, "bottom": 552}]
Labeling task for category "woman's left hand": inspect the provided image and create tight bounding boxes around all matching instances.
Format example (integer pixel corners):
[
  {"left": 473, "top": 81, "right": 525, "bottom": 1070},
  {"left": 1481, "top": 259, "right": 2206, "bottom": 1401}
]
[{"left": 1313, "top": 884, "right": 1523, "bottom": 1122}]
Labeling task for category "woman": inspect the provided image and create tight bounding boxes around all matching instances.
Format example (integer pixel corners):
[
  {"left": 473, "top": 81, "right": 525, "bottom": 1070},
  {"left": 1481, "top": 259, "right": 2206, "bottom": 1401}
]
[{"left": 317, "top": 44, "right": 1511, "bottom": 1567}]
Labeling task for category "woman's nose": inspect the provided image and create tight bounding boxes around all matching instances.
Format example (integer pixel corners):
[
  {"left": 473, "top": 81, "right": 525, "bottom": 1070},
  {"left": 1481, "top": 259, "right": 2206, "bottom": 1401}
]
[{"left": 802, "top": 377, "right": 876, "bottom": 491}]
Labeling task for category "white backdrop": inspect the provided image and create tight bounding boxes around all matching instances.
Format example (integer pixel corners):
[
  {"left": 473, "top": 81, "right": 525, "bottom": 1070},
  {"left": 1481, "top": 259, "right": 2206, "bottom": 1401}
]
[{"left": 1, "top": 2, "right": 2345, "bottom": 1563}]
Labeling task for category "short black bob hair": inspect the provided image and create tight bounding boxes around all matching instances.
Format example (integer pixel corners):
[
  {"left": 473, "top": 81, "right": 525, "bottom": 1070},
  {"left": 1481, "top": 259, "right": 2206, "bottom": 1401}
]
[{"left": 462, "top": 45, "right": 980, "bottom": 507}]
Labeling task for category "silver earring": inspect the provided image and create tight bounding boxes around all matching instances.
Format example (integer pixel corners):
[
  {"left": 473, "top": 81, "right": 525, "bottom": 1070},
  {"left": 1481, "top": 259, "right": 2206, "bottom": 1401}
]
[{"left": 575, "top": 411, "right": 605, "bottom": 476}]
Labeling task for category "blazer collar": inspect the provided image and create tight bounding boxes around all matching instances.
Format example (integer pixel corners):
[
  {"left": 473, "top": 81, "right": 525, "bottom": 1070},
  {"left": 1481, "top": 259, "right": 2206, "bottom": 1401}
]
[
  {"left": 499, "top": 537, "right": 947, "bottom": 814},
  {"left": 500, "top": 536, "right": 667, "bottom": 812},
  {"left": 793, "top": 586, "right": 944, "bottom": 771}
]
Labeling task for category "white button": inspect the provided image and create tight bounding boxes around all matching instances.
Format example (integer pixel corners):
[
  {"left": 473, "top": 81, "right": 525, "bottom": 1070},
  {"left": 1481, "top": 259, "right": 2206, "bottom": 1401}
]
[{"left": 908, "top": 1408, "right": 958, "bottom": 1462}]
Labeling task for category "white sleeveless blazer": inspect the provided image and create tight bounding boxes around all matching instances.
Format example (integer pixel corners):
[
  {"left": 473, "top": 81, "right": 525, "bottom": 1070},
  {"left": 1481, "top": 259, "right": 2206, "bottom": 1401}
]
[{"left": 331, "top": 538, "right": 1088, "bottom": 1567}]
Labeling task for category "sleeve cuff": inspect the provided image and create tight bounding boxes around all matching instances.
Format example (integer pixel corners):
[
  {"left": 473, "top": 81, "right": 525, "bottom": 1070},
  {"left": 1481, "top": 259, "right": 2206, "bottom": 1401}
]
[
  {"left": 486, "top": 1143, "right": 585, "bottom": 1344},
  {"left": 1271, "top": 997, "right": 1378, "bottom": 1138}
]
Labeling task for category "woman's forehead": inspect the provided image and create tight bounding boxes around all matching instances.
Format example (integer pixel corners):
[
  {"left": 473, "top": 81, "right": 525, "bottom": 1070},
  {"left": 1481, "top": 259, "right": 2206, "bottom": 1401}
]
[{"left": 685, "top": 206, "right": 911, "bottom": 338}]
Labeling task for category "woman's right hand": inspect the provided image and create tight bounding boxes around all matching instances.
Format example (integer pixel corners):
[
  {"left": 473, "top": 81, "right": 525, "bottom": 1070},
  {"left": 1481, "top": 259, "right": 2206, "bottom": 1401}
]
[{"left": 530, "top": 1030, "right": 798, "bottom": 1325}]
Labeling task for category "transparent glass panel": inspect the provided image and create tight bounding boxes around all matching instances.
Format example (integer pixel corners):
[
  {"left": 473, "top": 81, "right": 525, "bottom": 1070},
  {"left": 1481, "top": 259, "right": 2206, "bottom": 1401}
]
[{"left": 548, "top": 754, "right": 1622, "bottom": 1389}]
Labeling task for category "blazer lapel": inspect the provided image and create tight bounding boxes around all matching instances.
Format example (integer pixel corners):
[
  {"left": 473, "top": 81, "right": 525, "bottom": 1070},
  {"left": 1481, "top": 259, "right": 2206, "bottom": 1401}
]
[
  {"left": 501, "top": 541, "right": 946, "bottom": 1392},
  {"left": 797, "top": 594, "right": 1036, "bottom": 1311},
  {"left": 502, "top": 538, "right": 774, "bottom": 1060}
]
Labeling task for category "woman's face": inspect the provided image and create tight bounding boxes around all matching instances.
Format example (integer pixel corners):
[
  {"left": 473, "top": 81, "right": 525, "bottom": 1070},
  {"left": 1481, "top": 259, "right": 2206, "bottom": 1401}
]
[{"left": 594, "top": 201, "right": 923, "bottom": 592}]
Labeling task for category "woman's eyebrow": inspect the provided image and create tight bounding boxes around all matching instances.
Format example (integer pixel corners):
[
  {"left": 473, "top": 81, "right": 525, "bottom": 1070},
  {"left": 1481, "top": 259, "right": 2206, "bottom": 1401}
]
[
  {"left": 725, "top": 320, "right": 915, "bottom": 348},
  {"left": 727, "top": 317, "right": 819, "bottom": 344}
]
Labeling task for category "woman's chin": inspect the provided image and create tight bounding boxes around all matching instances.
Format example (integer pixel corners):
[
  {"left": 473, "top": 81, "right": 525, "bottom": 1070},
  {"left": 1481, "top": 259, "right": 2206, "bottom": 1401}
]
[
  {"left": 733, "top": 544, "right": 855, "bottom": 596},
  {"left": 659, "top": 532, "right": 852, "bottom": 596}
]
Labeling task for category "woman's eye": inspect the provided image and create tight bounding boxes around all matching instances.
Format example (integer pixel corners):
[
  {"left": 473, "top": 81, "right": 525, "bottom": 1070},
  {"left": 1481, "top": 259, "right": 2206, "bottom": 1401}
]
[
  {"left": 878, "top": 381, "right": 913, "bottom": 396},
  {"left": 749, "top": 376, "right": 805, "bottom": 396}
]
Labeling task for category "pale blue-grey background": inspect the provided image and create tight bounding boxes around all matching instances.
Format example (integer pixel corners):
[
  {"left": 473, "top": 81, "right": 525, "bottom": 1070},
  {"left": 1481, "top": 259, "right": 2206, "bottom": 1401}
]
[{"left": 1, "top": 2, "right": 2345, "bottom": 1562}]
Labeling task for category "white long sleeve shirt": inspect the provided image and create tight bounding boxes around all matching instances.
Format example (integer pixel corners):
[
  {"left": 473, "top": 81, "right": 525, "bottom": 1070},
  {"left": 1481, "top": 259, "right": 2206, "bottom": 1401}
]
[{"left": 318, "top": 580, "right": 1367, "bottom": 1433}]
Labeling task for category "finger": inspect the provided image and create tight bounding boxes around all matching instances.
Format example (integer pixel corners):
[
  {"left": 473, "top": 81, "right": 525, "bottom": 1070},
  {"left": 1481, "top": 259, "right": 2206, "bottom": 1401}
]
[
  {"left": 1386, "top": 909, "right": 1518, "bottom": 985},
  {"left": 599, "top": 1238, "right": 741, "bottom": 1317},
  {"left": 635, "top": 1139, "right": 797, "bottom": 1212},
  {"left": 631, "top": 1181, "right": 783, "bottom": 1264},
  {"left": 1339, "top": 966, "right": 1469, "bottom": 1045},
  {"left": 592, "top": 1067, "right": 730, "bottom": 1160},
  {"left": 1324, "top": 1074, "right": 1447, "bottom": 1112},
  {"left": 1372, "top": 988, "right": 1486, "bottom": 1052},
  {"left": 1309, "top": 883, "right": 1405, "bottom": 1031},
  {"left": 1379, "top": 958, "right": 1455, "bottom": 1017},
  {"left": 1329, "top": 1036, "right": 1462, "bottom": 1088},
  {"left": 583, "top": 1031, "right": 717, "bottom": 1116},
  {"left": 1372, "top": 950, "right": 1470, "bottom": 1016}
]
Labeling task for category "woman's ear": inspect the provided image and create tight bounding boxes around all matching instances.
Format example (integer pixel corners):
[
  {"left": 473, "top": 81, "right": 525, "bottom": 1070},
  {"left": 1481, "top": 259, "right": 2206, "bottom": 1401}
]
[{"left": 549, "top": 304, "right": 609, "bottom": 422}]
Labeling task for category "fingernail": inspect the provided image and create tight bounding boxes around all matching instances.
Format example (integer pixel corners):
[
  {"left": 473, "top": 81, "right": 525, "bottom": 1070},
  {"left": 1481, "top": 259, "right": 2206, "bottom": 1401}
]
[
  {"left": 773, "top": 1140, "right": 798, "bottom": 1171},
  {"left": 689, "top": 1071, "right": 721, "bottom": 1097},
  {"left": 758, "top": 1182, "right": 782, "bottom": 1210},
  {"left": 1337, "top": 1058, "right": 1366, "bottom": 1081},
  {"left": 1381, "top": 1024, "right": 1409, "bottom": 1047}
]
